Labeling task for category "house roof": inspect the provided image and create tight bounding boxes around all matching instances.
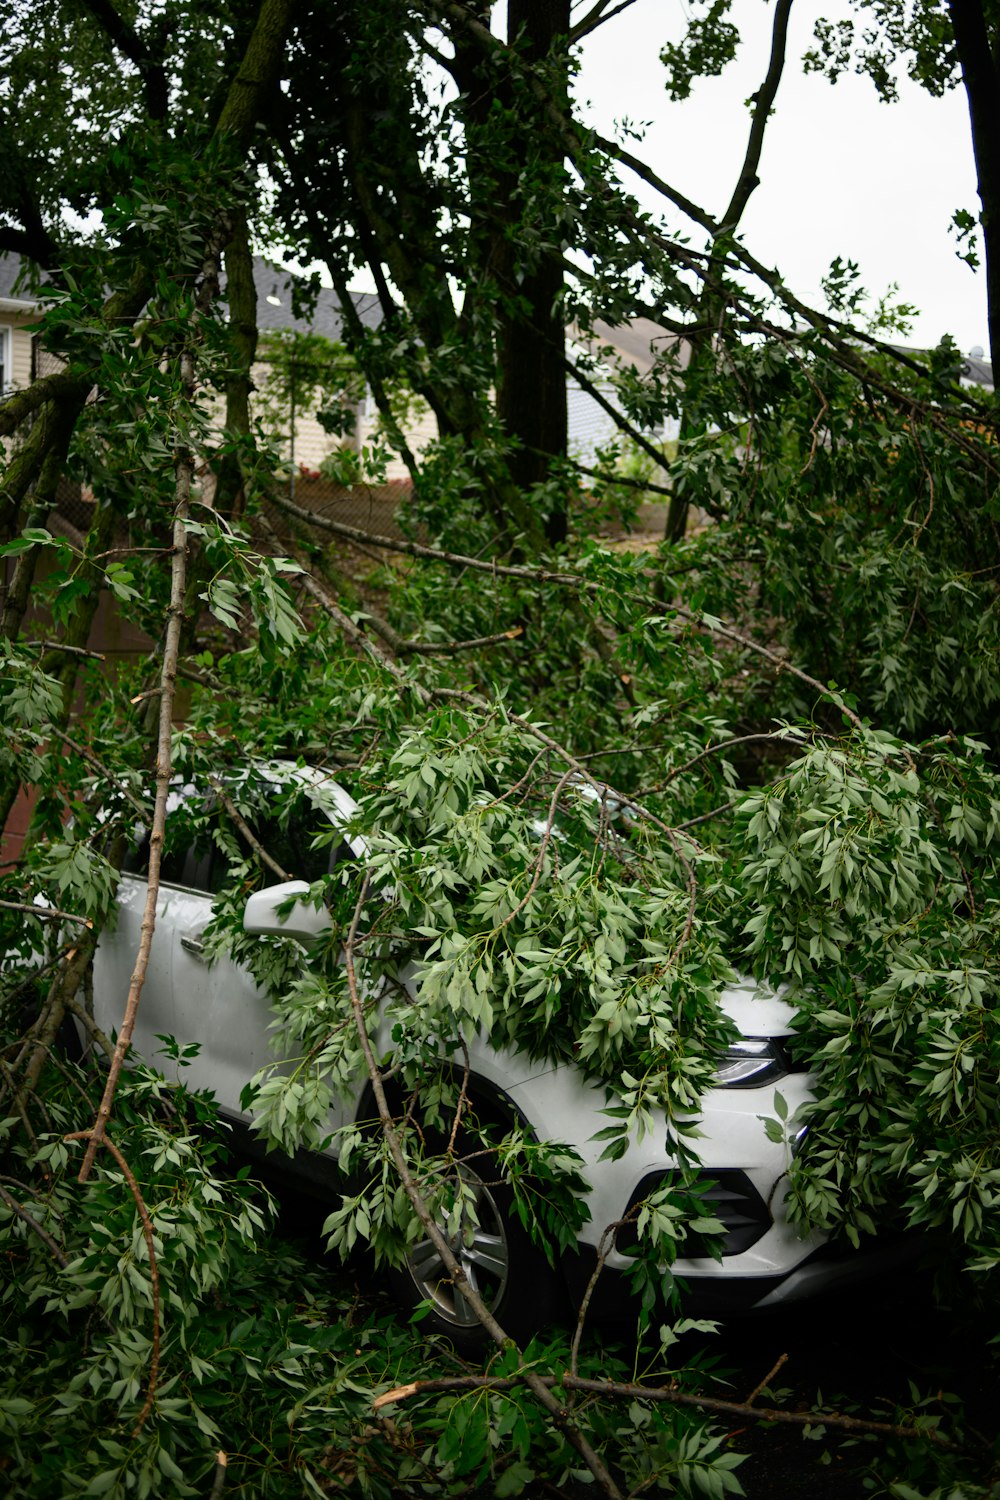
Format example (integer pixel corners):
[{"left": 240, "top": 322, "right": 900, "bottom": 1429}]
[
  {"left": 250, "top": 259, "right": 383, "bottom": 342},
  {"left": 960, "top": 352, "right": 994, "bottom": 390},
  {"left": 0, "top": 254, "right": 40, "bottom": 306},
  {"left": 0, "top": 251, "right": 383, "bottom": 337},
  {"left": 584, "top": 317, "right": 689, "bottom": 378}
]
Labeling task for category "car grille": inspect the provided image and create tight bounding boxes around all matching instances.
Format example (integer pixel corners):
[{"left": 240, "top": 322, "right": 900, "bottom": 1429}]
[{"left": 615, "top": 1169, "right": 771, "bottom": 1259}]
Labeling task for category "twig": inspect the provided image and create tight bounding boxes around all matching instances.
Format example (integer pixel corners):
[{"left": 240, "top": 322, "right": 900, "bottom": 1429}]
[
  {"left": 444, "top": 1037, "right": 472, "bottom": 1158},
  {"left": 667, "top": 800, "right": 738, "bottom": 832},
  {"left": 493, "top": 769, "right": 577, "bottom": 933},
  {"left": 745, "top": 1351, "right": 788, "bottom": 1407},
  {"left": 649, "top": 732, "right": 801, "bottom": 791},
  {"left": 569, "top": 1219, "right": 624, "bottom": 1380},
  {"left": 22, "top": 641, "right": 106, "bottom": 661}
]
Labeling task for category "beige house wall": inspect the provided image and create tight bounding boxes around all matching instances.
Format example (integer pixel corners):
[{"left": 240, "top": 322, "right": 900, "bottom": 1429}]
[
  {"left": 0, "top": 306, "right": 437, "bottom": 483},
  {"left": 251, "top": 354, "right": 438, "bottom": 481}
]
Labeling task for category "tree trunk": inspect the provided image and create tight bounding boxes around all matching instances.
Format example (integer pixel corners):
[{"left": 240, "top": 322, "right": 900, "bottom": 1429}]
[
  {"left": 495, "top": 0, "right": 570, "bottom": 546},
  {"left": 948, "top": 0, "right": 1000, "bottom": 395}
]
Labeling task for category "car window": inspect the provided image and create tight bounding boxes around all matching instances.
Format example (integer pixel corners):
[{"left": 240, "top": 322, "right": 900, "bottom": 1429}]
[
  {"left": 121, "top": 787, "right": 355, "bottom": 895},
  {"left": 121, "top": 825, "right": 216, "bottom": 889},
  {"left": 201, "top": 799, "right": 354, "bottom": 894}
]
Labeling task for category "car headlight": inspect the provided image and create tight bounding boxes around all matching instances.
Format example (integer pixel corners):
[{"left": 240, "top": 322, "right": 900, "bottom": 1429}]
[{"left": 714, "top": 1037, "right": 788, "bottom": 1088}]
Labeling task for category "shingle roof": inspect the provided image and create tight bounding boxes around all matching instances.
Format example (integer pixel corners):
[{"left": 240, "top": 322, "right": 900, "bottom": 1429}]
[
  {"left": 250, "top": 259, "right": 383, "bottom": 341},
  {"left": 0, "top": 254, "right": 41, "bottom": 303},
  {"left": 0, "top": 251, "right": 383, "bottom": 336},
  {"left": 960, "top": 353, "right": 994, "bottom": 390}
]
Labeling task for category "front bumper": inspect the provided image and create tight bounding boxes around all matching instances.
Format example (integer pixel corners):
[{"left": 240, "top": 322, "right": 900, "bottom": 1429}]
[{"left": 561, "top": 1232, "right": 921, "bottom": 1321}]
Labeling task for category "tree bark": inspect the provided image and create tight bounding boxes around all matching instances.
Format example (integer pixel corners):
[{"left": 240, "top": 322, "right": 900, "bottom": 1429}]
[
  {"left": 495, "top": 0, "right": 571, "bottom": 546},
  {"left": 947, "top": 0, "right": 1000, "bottom": 390}
]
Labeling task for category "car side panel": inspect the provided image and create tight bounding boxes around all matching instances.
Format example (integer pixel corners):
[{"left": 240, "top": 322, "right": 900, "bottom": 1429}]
[{"left": 92, "top": 875, "right": 178, "bottom": 1061}]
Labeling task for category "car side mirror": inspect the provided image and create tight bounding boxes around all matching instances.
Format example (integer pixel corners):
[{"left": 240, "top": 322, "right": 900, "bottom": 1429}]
[{"left": 243, "top": 881, "right": 332, "bottom": 943}]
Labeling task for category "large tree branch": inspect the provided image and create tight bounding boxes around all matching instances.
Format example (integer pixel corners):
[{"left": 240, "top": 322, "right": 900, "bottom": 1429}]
[
  {"left": 569, "top": 0, "right": 639, "bottom": 43},
  {"left": 77, "top": 0, "right": 169, "bottom": 119},
  {"left": 721, "top": 0, "right": 794, "bottom": 230},
  {"left": 213, "top": 0, "right": 298, "bottom": 150},
  {"left": 0, "top": 372, "right": 92, "bottom": 440}
]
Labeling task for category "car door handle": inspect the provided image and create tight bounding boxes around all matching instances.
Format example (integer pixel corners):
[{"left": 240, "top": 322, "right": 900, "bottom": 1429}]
[{"left": 181, "top": 933, "right": 206, "bottom": 959}]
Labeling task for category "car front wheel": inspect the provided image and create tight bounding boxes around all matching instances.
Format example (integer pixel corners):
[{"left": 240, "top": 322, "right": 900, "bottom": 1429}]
[{"left": 386, "top": 1103, "right": 563, "bottom": 1356}]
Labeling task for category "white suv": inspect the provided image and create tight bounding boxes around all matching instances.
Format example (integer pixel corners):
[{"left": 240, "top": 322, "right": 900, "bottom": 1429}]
[{"left": 90, "top": 762, "right": 891, "bottom": 1347}]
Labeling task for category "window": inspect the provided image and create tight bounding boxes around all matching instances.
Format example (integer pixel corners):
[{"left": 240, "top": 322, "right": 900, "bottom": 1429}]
[{"left": 0, "top": 326, "right": 11, "bottom": 394}]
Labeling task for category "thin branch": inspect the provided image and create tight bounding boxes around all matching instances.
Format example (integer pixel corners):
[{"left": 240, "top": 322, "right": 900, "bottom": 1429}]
[
  {"left": 569, "top": 0, "right": 640, "bottom": 43},
  {"left": 60, "top": 990, "right": 115, "bottom": 1061},
  {"left": 259, "top": 513, "right": 430, "bottom": 702},
  {"left": 563, "top": 350, "right": 675, "bottom": 475},
  {"left": 361, "top": 612, "right": 525, "bottom": 656},
  {"left": 21, "top": 641, "right": 105, "bottom": 663},
  {"left": 569, "top": 454, "right": 674, "bottom": 501},
  {"left": 50, "top": 728, "right": 152, "bottom": 818},
  {"left": 569, "top": 1219, "right": 623, "bottom": 1378},
  {"left": 667, "top": 800, "right": 737, "bottom": 832},
  {"left": 0, "top": 1182, "right": 68, "bottom": 1267},
  {"left": 206, "top": 775, "right": 293, "bottom": 882},
  {"left": 77, "top": 235, "right": 227, "bottom": 1182},
  {"left": 649, "top": 732, "right": 801, "bottom": 791},
  {"left": 0, "top": 899, "right": 91, "bottom": 925},
  {"left": 720, "top": 0, "right": 794, "bottom": 232},
  {"left": 493, "top": 768, "right": 577, "bottom": 933},
  {"left": 745, "top": 1351, "right": 788, "bottom": 1407},
  {"left": 372, "top": 1371, "right": 966, "bottom": 1451}
]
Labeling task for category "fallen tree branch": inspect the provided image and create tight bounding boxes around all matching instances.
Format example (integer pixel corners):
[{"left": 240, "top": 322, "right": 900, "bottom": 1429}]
[
  {"left": 77, "top": 236, "right": 225, "bottom": 1181},
  {"left": 266, "top": 493, "right": 867, "bottom": 725},
  {"left": 342, "top": 875, "right": 626, "bottom": 1500},
  {"left": 371, "top": 1370, "right": 966, "bottom": 1451}
]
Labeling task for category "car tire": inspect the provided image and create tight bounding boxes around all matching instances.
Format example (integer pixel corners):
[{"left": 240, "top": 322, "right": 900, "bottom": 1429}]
[{"left": 382, "top": 1092, "right": 564, "bottom": 1356}]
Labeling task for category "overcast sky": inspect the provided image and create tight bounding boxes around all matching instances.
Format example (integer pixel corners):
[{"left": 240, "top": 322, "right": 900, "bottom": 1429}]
[{"left": 572, "top": 0, "right": 988, "bottom": 355}]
